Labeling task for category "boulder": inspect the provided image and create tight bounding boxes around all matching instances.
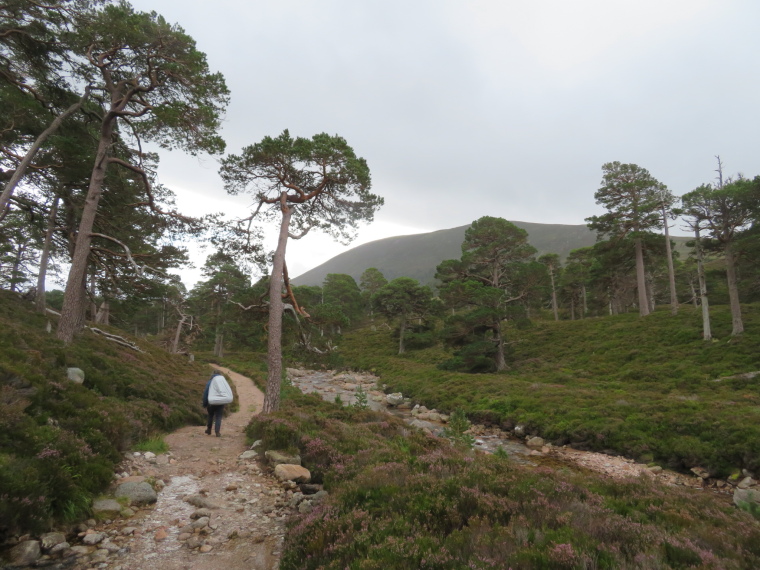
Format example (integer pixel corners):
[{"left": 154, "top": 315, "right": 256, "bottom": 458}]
[
  {"left": 66, "top": 367, "right": 85, "bottom": 384},
  {"left": 265, "top": 450, "right": 301, "bottom": 466},
  {"left": 526, "top": 436, "right": 545, "bottom": 449},
  {"left": 115, "top": 481, "right": 157, "bottom": 505},
  {"left": 92, "top": 498, "right": 122, "bottom": 518},
  {"left": 8, "top": 541, "right": 41, "bottom": 566},
  {"left": 40, "top": 532, "right": 66, "bottom": 552},
  {"left": 385, "top": 393, "right": 404, "bottom": 406},
  {"left": 274, "top": 464, "right": 311, "bottom": 483},
  {"left": 239, "top": 450, "right": 258, "bottom": 461},
  {"left": 733, "top": 488, "right": 760, "bottom": 511}
]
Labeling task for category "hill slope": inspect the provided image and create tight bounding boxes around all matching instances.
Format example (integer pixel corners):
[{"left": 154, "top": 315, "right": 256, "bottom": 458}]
[
  {"left": 0, "top": 290, "right": 210, "bottom": 534},
  {"left": 293, "top": 220, "right": 691, "bottom": 286}
]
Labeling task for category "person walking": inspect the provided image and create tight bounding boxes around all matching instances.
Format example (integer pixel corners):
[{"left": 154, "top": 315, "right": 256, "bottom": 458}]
[{"left": 203, "top": 370, "right": 233, "bottom": 437}]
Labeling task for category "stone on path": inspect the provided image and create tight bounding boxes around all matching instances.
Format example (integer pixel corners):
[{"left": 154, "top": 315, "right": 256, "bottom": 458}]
[
  {"left": 116, "top": 481, "right": 157, "bottom": 505},
  {"left": 274, "top": 464, "right": 311, "bottom": 483},
  {"left": 185, "top": 495, "right": 222, "bottom": 509},
  {"left": 239, "top": 450, "right": 258, "bottom": 460}
]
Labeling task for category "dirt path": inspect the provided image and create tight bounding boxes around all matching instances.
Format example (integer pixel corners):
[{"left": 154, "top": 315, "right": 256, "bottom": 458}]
[{"left": 81, "top": 366, "right": 286, "bottom": 570}]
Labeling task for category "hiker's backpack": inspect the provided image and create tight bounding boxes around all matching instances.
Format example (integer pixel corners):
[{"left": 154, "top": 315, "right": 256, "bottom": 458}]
[{"left": 208, "top": 374, "right": 233, "bottom": 405}]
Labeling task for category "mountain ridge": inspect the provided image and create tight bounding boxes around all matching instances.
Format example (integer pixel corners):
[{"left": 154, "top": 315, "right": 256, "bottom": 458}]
[{"left": 292, "top": 220, "right": 600, "bottom": 286}]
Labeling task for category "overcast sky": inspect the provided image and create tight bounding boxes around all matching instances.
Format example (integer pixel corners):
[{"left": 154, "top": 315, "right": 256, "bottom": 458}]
[{"left": 128, "top": 0, "right": 760, "bottom": 286}]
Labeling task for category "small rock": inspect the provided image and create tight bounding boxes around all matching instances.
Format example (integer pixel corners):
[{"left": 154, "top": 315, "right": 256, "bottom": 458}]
[
  {"left": 82, "top": 532, "right": 105, "bottom": 546},
  {"left": 115, "top": 481, "right": 157, "bottom": 506},
  {"left": 298, "top": 501, "right": 313, "bottom": 514},
  {"left": 191, "top": 516, "right": 210, "bottom": 529},
  {"left": 526, "top": 436, "right": 544, "bottom": 449},
  {"left": 121, "top": 527, "right": 137, "bottom": 536},
  {"left": 191, "top": 508, "right": 212, "bottom": 519},
  {"left": 690, "top": 466, "right": 710, "bottom": 479},
  {"left": 184, "top": 495, "right": 222, "bottom": 509},
  {"left": 200, "top": 545, "right": 213, "bottom": 553},
  {"left": 648, "top": 466, "right": 663, "bottom": 474},
  {"left": 49, "top": 542, "right": 70, "bottom": 556},
  {"left": 385, "top": 393, "right": 404, "bottom": 406},
  {"left": 225, "top": 483, "right": 238, "bottom": 492},
  {"left": 738, "top": 477, "right": 756, "bottom": 490},
  {"left": 69, "top": 545, "right": 95, "bottom": 556},
  {"left": 154, "top": 529, "right": 168, "bottom": 541},
  {"left": 178, "top": 533, "right": 193, "bottom": 541},
  {"left": 92, "top": 498, "right": 122, "bottom": 518},
  {"left": 186, "top": 536, "right": 202, "bottom": 549},
  {"left": 40, "top": 532, "right": 66, "bottom": 552},
  {"left": 239, "top": 450, "right": 258, "bottom": 461},
  {"left": 67, "top": 367, "right": 85, "bottom": 384},
  {"left": 274, "top": 464, "right": 311, "bottom": 483},
  {"left": 143, "top": 452, "right": 156, "bottom": 459}
]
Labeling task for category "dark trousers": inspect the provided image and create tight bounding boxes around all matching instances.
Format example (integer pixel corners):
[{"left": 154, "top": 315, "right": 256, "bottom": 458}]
[{"left": 206, "top": 405, "right": 224, "bottom": 434}]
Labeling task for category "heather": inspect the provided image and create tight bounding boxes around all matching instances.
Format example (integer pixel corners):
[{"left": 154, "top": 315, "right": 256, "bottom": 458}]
[
  {"left": 0, "top": 290, "right": 209, "bottom": 534},
  {"left": 339, "top": 304, "right": 760, "bottom": 477},
  {"left": 247, "top": 386, "right": 760, "bottom": 569}
]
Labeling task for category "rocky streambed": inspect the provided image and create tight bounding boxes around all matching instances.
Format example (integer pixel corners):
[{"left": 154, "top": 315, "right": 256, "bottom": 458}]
[{"left": 287, "top": 367, "right": 760, "bottom": 505}]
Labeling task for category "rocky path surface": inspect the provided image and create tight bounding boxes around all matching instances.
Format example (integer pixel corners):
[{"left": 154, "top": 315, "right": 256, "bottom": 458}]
[{"left": 68, "top": 366, "right": 286, "bottom": 570}]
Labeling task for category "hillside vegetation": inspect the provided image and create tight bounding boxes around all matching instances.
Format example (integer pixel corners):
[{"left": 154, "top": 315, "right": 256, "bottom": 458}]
[
  {"left": 244, "top": 373, "right": 760, "bottom": 569},
  {"left": 339, "top": 304, "right": 760, "bottom": 476},
  {"left": 0, "top": 290, "right": 210, "bottom": 534}
]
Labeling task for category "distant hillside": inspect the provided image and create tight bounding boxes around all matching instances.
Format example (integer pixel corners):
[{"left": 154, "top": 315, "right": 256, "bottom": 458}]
[
  {"left": 294, "top": 221, "right": 695, "bottom": 286},
  {"left": 293, "top": 221, "right": 599, "bottom": 286}
]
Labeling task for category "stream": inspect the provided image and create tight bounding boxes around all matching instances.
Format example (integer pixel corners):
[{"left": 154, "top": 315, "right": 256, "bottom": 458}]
[
  {"left": 290, "top": 368, "right": 545, "bottom": 464},
  {"left": 286, "top": 367, "right": 739, "bottom": 493}
]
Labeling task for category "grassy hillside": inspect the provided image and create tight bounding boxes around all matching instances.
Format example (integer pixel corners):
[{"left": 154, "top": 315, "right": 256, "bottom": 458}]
[
  {"left": 0, "top": 290, "right": 210, "bottom": 535},
  {"left": 292, "top": 221, "right": 691, "bottom": 286},
  {"left": 339, "top": 304, "right": 760, "bottom": 476}
]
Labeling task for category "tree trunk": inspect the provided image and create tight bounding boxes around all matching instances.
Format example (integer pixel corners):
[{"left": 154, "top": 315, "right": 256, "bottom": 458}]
[
  {"left": 581, "top": 284, "right": 587, "bottom": 318},
  {"left": 695, "top": 227, "right": 711, "bottom": 341},
  {"left": 494, "top": 321, "right": 507, "bottom": 371},
  {"left": 213, "top": 301, "right": 224, "bottom": 357},
  {"left": 662, "top": 206, "right": 678, "bottom": 315},
  {"left": 0, "top": 89, "right": 89, "bottom": 215},
  {"left": 35, "top": 196, "right": 59, "bottom": 313},
  {"left": 57, "top": 118, "right": 115, "bottom": 343},
  {"left": 549, "top": 267, "right": 558, "bottom": 321},
  {"left": 263, "top": 197, "right": 292, "bottom": 413},
  {"left": 9, "top": 243, "right": 24, "bottom": 293},
  {"left": 172, "top": 314, "right": 187, "bottom": 353},
  {"left": 634, "top": 237, "right": 650, "bottom": 316},
  {"left": 94, "top": 301, "right": 109, "bottom": 325},
  {"left": 724, "top": 243, "right": 744, "bottom": 336},
  {"left": 398, "top": 314, "right": 406, "bottom": 355},
  {"left": 570, "top": 297, "right": 575, "bottom": 320}
]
